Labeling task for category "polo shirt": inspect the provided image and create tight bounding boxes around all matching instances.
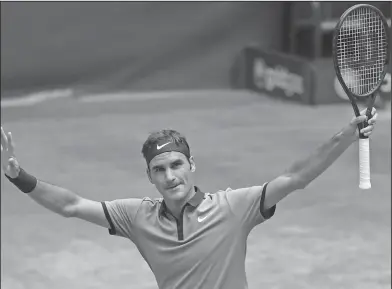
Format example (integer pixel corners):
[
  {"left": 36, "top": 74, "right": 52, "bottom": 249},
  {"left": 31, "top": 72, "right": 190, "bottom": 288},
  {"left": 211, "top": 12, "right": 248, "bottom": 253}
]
[{"left": 101, "top": 183, "right": 276, "bottom": 289}]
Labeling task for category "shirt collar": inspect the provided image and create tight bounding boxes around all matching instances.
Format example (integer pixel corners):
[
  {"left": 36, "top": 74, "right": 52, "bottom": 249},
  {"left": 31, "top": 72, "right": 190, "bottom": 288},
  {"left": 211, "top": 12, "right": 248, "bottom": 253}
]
[{"left": 159, "top": 186, "right": 205, "bottom": 216}]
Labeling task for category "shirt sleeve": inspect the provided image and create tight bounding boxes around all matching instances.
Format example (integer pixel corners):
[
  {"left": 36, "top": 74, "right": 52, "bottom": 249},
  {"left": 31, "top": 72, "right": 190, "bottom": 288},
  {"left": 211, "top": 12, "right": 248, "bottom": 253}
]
[
  {"left": 225, "top": 183, "right": 276, "bottom": 230},
  {"left": 101, "top": 198, "right": 143, "bottom": 241}
]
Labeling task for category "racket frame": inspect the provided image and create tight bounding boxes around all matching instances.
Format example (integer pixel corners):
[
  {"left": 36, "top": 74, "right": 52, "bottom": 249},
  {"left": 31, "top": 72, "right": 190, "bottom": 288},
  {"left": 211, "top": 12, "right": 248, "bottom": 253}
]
[
  {"left": 332, "top": 4, "right": 390, "bottom": 189},
  {"left": 332, "top": 3, "right": 390, "bottom": 125}
]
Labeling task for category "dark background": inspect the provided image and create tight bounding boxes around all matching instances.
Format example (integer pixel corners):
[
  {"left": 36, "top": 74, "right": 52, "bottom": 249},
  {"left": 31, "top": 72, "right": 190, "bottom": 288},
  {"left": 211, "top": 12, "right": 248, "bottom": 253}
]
[
  {"left": 1, "top": 2, "right": 284, "bottom": 96},
  {"left": 2, "top": 2, "right": 389, "bottom": 98}
]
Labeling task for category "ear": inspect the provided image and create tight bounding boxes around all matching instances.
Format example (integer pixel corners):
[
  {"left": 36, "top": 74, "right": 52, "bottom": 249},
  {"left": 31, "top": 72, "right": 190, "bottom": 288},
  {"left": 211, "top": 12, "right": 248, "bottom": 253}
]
[
  {"left": 189, "top": 156, "right": 196, "bottom": 172},
  {"left": 146, "top": 168, "right": 153, "bottom": 183}
]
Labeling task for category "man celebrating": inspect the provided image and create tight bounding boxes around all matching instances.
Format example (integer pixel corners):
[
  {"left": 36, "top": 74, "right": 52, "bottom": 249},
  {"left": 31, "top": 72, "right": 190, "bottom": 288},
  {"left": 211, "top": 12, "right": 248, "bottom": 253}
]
[{"left": 1, "top": 108, "right": 377, "bottom": 289}]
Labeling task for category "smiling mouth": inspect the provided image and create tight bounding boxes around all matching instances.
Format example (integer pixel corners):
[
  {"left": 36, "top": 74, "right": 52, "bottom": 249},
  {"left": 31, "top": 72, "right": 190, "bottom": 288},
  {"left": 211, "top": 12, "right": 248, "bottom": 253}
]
[{"left": 167, "top": 184, "right": 180, "bottom": 190}]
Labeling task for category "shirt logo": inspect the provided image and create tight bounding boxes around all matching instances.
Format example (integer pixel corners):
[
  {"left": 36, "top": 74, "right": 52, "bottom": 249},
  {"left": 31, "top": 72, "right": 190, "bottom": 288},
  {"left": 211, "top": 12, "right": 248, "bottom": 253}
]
[
  {"left": 157, "top": 142, "right": 171, "bottom": 150},
  {"left": 197, "top": 212, "right": 213, "bottom": 223}
]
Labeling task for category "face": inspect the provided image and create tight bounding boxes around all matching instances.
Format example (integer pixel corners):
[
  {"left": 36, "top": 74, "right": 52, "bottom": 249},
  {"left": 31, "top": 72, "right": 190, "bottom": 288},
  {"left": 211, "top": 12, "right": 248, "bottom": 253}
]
[{"left": 147, "top": 151, "right": 196, "bottom": 203}]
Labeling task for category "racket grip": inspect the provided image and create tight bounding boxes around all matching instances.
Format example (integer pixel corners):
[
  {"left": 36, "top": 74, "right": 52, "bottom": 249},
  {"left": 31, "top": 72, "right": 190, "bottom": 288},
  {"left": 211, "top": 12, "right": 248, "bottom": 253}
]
[{"left": 359, "top": 138, "right": 371, "bottom": 190}]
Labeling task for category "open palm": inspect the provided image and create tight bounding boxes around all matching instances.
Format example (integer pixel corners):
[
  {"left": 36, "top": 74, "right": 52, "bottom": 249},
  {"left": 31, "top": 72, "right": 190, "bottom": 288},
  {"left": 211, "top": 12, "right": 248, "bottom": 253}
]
[{"left": 1, "top": 127, "right": 20, "bottom": 178}]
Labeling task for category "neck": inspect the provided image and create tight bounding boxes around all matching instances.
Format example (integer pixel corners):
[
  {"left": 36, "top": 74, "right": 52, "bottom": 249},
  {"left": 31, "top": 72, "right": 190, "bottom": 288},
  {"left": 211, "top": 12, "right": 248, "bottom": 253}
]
[{"left": 164, "top": 186, "right": 196, "bottom": 219}]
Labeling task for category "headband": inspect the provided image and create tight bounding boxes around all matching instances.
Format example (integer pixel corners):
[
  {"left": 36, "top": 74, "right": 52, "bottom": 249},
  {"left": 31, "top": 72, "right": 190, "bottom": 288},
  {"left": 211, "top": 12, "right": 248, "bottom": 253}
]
[{"left": 145, "top": 140, "right": 190, "bottom": 165}]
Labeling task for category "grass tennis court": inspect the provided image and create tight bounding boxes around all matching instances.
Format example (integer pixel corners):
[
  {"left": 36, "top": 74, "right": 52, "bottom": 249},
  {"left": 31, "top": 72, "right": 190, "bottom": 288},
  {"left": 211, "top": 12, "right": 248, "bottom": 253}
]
[{"left": 1, "top": 90, "right": 390, "bottom": 289}]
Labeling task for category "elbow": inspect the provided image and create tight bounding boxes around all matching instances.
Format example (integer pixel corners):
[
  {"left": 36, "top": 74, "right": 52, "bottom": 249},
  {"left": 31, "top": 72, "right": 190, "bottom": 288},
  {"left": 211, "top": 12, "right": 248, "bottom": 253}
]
[
  {"left": 60, "top": 207, "right": 74, "bottom": 218},
  {"left": 61, "top": 203, "right": 78, "bottom": 218},
  {"left": 284, "top": 169, "right": 308, "bottom": 190},
  {"left": 62, "top": 196, "right": 83, "bottom": 218}
]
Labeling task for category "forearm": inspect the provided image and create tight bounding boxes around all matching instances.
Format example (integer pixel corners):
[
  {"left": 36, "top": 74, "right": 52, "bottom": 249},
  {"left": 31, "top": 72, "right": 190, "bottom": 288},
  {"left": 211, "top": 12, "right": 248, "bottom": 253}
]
[
  {"left": 28, "top": 180, "right": 81, "bottom": 217},
  {"left": 6, "top": 168, "right": 81, "bottom": 217},
  {"left": 287, "top": 125, "right": 357, "bottom": 188}
]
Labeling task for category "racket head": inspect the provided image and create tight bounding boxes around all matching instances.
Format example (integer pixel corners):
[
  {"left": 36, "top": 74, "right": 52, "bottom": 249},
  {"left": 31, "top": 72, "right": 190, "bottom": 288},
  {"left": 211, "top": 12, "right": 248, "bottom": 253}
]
[{"left": 332, "top": 4, "right": 390, "bottom": 102}]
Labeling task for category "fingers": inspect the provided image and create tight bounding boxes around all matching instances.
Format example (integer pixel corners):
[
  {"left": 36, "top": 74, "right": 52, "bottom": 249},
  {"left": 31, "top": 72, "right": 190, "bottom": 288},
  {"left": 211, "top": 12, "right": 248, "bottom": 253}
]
[
  {"left": 357, "top": 111, "right": 378, "bottom": 137},
  {"left": 1, "top": 127, "right": 16, "bottom": 157},
  {"left": 367, "top": 112, "right": 378, "bottom": 127},
  {"left": 7, "top": 132, "right": 14, "bottom": 155},
  {"left": 354, "top": 107, "right": 378, "bottom": 125},
  {"left": 351, "top": 114, "right": 368, "bottom": 125},
  {"left": 359, "top": 107, "right": 376, "bottom": 116},
  {"left": 360, "top": 124, "right": 374, "bottom": 137},
  {"left": 1, "top": 127, "right": 8, "bottom": 150}
]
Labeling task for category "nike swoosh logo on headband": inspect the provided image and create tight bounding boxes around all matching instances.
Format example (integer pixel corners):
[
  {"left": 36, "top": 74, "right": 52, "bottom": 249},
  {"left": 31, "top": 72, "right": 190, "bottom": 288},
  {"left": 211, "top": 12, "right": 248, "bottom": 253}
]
[{"left": 157, "top": 142, "right": 171, "bottom": 150}]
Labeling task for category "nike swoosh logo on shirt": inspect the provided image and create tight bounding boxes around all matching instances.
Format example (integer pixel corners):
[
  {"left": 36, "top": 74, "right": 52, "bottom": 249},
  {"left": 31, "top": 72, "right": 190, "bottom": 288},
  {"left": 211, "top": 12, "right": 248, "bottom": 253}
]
[
  {"left": 197, "top": 212, "right": 213, "bottom": 223},
  {"left": 157, "top": 142, "right": 171, "bottom": 150}
]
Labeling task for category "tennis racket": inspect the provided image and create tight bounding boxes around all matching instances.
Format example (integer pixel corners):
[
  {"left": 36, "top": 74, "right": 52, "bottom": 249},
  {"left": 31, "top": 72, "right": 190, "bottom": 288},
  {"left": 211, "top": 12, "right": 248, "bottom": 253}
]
[{"left": 332, "top": 4, "right": 390, "bottom": 190}]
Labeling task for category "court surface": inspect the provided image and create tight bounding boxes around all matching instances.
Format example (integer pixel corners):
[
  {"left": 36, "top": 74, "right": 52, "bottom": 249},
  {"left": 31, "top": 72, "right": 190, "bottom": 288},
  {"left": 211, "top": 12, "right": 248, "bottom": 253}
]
[{"left": 1, "top": 90, "right": 390, "bottom": 289}]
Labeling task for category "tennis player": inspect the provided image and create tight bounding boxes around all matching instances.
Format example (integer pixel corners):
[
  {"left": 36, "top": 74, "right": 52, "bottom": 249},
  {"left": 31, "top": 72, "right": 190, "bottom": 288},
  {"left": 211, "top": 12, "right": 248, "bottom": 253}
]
[{"left": 1, "top": 108, "right": 377, "bottom": 289}]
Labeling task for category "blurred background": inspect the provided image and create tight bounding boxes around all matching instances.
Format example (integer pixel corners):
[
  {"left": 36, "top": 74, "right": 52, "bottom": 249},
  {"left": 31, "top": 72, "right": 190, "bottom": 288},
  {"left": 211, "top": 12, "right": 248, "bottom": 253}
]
[
  {"left": 1, "top": 2, "right": 390, "bottom": 98},
  {"left": 1, "top": 2, "right": 391, "bottom": 289},
  {"left": 1, "top": 1, "right": 282, "bottom": 96}
]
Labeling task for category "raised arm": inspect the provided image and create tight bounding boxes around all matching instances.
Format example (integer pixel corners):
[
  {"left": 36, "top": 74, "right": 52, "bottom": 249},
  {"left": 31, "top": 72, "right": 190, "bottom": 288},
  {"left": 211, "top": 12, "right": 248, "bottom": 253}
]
[
  {"left": 1, "top": 126, "right": 109, "bottom": 228},
  {"left": 27, "top": 181, "right": 109, "bottom": 227},
  {"left": 262, "top": 108, "right": 378, "bottom": 210}
]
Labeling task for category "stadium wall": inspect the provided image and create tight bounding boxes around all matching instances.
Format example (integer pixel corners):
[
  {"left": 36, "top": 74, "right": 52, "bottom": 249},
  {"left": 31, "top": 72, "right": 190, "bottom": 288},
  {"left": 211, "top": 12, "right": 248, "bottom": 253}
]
[
  {"left": 233, "top": 46, "right": 391, "bottom": 106},
  {"left": 1, "top": 2, "right": 284, "bottom": 98}
]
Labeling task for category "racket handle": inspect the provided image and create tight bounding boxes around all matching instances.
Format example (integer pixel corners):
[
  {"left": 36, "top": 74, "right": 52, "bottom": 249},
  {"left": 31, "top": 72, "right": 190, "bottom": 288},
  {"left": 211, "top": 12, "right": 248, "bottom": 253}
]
[{"left": 359, "top": 138, "right": 371, "bottom": 190}]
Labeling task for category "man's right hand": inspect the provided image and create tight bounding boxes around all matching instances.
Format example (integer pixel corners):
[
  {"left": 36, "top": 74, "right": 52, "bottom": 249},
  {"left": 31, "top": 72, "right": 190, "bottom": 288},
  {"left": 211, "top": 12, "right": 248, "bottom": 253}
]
[{"left": 1, "top": 126, "right": 20, "bottom": 178}]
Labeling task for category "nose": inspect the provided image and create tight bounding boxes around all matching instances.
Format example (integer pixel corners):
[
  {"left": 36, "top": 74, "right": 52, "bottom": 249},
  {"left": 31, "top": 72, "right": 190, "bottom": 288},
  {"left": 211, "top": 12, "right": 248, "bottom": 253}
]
[{"left": 165, "top": 169, "right": 176, "bottom": 182}]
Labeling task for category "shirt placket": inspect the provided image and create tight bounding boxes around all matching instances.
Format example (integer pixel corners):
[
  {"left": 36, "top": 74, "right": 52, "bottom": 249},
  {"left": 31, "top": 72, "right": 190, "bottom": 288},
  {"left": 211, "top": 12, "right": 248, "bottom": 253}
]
[{"left": 175, "top": 204, "right": 190, "bottom": 241}]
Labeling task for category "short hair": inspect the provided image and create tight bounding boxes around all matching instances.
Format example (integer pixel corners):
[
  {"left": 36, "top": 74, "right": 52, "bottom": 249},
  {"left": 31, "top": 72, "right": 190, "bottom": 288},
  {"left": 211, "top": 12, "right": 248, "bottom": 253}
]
[{"left": 141, "top": 129, "right": 191, "bottom": 163}]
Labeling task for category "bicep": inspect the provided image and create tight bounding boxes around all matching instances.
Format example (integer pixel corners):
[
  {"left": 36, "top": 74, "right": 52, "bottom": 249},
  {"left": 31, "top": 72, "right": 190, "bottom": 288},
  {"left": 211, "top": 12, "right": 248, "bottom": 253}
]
[
  {"left": 264, "top": 175, "right": 302, "bottom": 209},
  {"left": 226, "top": 185, "right": 276, "bottom": 229},
  {"left": 71, "top": 198, "right": 110, "bottom": 229}
]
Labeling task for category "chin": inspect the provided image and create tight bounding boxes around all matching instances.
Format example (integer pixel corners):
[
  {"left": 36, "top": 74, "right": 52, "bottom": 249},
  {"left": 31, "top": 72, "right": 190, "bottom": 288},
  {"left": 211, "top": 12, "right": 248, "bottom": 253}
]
[{"left": 166, "top": 185, "right": 189, "bottom": 200}]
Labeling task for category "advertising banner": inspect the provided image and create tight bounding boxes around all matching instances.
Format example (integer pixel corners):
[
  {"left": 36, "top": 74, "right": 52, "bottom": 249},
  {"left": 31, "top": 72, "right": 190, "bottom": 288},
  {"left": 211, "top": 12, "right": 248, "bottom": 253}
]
[
  {"left": 242, "top": 46, "right": 315, "bottom": 104},
  {"left": 233, "top": 46, "right": 389, "bottom": 106}
]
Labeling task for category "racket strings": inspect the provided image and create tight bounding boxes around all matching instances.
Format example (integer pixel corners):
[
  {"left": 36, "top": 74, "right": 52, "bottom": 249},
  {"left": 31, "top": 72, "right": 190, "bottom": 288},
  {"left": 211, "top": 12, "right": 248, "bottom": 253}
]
[{"left": 336, "top": 6, "right": 388, "bottom": 96}]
